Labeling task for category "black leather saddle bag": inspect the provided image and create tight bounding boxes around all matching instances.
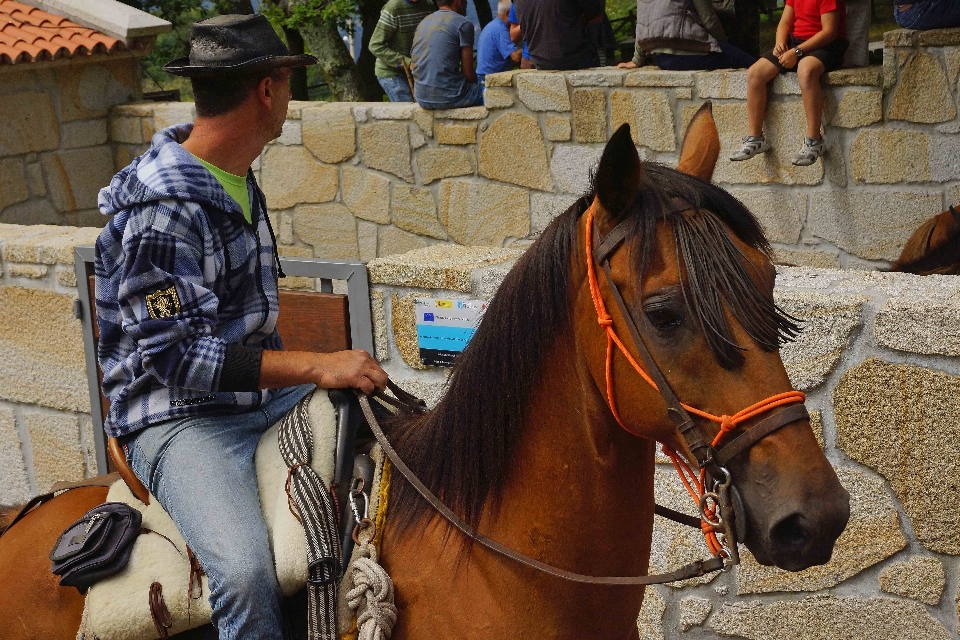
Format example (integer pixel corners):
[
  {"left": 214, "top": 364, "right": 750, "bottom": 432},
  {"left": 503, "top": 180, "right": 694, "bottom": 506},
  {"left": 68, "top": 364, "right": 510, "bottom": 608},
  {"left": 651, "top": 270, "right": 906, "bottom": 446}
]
[{"left": 50, "top": 502, "right": 142, "bottom": 593}]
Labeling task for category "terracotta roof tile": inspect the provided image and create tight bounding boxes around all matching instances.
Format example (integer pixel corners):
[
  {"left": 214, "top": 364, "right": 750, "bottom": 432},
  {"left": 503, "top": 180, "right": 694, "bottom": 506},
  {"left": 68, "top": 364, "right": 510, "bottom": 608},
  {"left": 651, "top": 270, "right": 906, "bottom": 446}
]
[{"left": 0, "top": 0, "right": 126, "bottom": 66}]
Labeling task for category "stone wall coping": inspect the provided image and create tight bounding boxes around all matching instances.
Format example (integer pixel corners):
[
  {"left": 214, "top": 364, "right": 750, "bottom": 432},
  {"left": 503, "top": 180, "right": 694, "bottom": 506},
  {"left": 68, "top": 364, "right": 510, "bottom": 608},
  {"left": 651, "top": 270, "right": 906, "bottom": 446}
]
[
  {"left": 368, "top": 245, "right": 524, "bottom": 292},
  {"left": 0, "top": 224, "right": 100, "bottom": 266},
  {"left": 776, "top": 266, "right": 960, "bottom": 299},
  {"left": 111, "top": 102, "right": 157, "bottom": 117},
  {"left": 112, "top": 101, "right": 318, "bottom": 121},
  {"left": 884, "top": 26, "right": 960, "bottom": 48},
  {"left": 486, "top": 65, "right": 883, "bottom": 90}
]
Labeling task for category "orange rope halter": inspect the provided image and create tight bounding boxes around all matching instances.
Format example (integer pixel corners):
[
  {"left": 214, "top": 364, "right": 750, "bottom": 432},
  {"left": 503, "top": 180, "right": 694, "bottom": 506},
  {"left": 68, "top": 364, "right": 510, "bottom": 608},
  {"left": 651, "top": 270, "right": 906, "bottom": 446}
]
[{"left": 584, "top": 203, "right": 805, "bottom": 557}]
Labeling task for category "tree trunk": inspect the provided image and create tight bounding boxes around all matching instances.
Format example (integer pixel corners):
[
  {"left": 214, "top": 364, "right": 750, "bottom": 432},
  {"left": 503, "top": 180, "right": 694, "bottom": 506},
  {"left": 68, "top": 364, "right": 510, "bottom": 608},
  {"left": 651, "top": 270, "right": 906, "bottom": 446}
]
[
  {"left": 474, "top": 0, "right": 492, "bottom": 27},
  {"left": 214, "top": 0, "right": 255, "bottom": 14},
  {"left": 356, "top": 0, "right": 386, "bottom": 101},
  {"left": 288, "top": 1, "right": 366, "bottom": 101},
  {"left": 283, "top": 27, "right": 310, "bottom": 100}
]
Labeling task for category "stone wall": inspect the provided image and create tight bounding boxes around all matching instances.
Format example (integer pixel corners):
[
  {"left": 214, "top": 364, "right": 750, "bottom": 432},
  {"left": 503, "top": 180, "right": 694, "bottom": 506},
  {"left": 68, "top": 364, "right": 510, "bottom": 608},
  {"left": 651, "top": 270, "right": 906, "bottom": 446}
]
[
  {"left": 106, "top": 27, "right": 960, "bottom": 271},
  {"left": 0, "top": 225, "right": 958, "bottom": 635},
  {"left": 0, "top": 55, "right": 142, "bottom": 228}
]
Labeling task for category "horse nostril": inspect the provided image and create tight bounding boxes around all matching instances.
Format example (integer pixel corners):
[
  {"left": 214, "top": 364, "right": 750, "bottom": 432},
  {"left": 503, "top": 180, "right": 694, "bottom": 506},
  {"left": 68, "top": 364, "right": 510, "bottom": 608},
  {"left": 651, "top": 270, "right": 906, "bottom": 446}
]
[{"left": 769, "top": 513, "right": 811, "bottom": 555}]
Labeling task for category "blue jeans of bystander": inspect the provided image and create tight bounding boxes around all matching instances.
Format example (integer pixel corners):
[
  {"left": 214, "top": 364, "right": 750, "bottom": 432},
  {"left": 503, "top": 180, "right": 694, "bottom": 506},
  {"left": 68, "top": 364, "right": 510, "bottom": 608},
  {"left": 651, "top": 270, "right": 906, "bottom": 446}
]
[
  {"left": 416, "top": 81, "right": 484, "bottom": 110},
  {"left": 377, "top": 75, "right": 414, "bottom": 102},
  {"left": 124, "top": 383, "right": 316, "bottom": 640},
  {"left": 895, "top": 0, "right": 960, "bottom": 30}
]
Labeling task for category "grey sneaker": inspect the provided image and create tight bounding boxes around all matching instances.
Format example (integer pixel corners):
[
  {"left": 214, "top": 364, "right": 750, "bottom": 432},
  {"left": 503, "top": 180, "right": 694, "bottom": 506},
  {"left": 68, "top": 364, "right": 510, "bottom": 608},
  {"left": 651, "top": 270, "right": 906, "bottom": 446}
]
[
  {"left": 792, "top": 137, "right": 824, "bottom": 166},
  {"left": 729, "top": 135, "right": 771, "bottom": 161}
]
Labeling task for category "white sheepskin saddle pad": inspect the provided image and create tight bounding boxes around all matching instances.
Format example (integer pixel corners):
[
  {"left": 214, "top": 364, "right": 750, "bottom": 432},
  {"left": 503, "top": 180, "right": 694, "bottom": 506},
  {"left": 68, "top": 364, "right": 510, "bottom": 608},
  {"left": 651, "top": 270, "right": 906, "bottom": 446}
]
[{"left": 78, "top": 391, "right": 338, "bottom": 640}]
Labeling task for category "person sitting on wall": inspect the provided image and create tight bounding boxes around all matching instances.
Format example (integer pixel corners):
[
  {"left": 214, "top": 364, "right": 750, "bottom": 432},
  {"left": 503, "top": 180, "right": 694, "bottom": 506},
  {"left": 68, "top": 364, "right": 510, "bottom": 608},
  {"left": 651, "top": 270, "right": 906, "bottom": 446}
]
[
  {"left": 508, "top": 2, "right": 534, "bottom": 69},
  {"left": 95, "top": 15, "right": 387, "bottom": 639},
  {"left": 410, "top": 0, "right": 483, "bottom": 109},
  {"left": 477, "top": 0, "right": 522, "bottom": 85},
  {"left": 617, "top": 0, "right": 756, "bottom": 71},
  {"left": 730, "top": 0, "right": 848, "bottom": 166},
  {"left": 368, "top": 0, "right": 437, "bottom": 102},
  {"left": 513, "top": 0, "right": 604, "bottom": 70},
  {"left": 893, "top": 0, "right": 960, "bottom": 30}
]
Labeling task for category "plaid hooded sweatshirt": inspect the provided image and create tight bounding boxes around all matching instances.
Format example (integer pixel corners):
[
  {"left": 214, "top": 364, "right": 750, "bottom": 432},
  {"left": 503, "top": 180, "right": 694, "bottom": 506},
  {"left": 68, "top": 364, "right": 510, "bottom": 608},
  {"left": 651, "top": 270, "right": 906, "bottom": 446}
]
[{"left": 95, "top": 124, "right": 284, "bottom": 438}]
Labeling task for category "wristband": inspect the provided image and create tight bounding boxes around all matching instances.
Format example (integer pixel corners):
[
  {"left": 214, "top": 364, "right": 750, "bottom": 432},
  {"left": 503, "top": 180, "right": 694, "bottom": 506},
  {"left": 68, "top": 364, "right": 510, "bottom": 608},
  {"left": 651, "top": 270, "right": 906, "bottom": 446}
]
[{"left": 795, "top": 47, "right": 804, "bottom": 59}]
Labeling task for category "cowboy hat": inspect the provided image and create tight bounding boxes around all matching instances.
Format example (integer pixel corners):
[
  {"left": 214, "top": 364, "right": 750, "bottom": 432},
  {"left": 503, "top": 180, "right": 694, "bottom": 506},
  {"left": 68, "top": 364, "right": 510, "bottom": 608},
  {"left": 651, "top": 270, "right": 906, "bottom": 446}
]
[{"left": 164, "top": 14, "right": 317, "bottom": 78}]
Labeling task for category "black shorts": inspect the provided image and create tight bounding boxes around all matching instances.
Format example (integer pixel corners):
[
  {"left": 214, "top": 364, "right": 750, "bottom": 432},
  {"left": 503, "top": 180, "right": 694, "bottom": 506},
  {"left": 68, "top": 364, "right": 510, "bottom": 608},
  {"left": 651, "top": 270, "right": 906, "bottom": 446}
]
[{"left": 760, "top": 36, "right": 848, "bottom": 73}]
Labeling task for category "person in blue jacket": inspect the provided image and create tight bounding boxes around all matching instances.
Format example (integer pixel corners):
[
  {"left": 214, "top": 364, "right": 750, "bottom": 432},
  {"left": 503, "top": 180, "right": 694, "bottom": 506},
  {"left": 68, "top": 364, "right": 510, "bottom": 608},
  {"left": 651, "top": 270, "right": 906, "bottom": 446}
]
[{"left": 477, "top": 0, "right": 522, "bottom": 84}]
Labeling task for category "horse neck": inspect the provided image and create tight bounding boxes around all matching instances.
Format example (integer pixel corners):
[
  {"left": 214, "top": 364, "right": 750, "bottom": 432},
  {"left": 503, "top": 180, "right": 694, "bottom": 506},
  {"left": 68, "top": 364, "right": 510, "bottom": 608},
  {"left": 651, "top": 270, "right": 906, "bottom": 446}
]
[{"left": 482, "top": 329, "right": 657, "bottom": 586}]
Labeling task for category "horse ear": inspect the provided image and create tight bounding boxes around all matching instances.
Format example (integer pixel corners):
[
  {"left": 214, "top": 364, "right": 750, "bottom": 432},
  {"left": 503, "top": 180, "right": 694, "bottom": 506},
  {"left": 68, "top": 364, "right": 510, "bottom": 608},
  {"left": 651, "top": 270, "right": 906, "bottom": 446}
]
[
  {"left": 676, "top": 101, "right": 720, "bottom": 182},
  {"left": 594, "top": 123, "right": 642, "bottom": 219}
]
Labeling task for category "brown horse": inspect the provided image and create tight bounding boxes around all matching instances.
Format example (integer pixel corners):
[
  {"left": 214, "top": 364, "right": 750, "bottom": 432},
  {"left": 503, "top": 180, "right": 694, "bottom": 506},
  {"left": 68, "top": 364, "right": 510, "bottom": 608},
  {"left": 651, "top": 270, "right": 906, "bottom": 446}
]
[
  {"left": 377, "top": 111, "right": 849, "bottom": 638},
  {"left": 0, "top": 105, "right": 849, "bottom": 640},
  {"left": 890, "top": 205, "right": 960, "bottom": 275}
]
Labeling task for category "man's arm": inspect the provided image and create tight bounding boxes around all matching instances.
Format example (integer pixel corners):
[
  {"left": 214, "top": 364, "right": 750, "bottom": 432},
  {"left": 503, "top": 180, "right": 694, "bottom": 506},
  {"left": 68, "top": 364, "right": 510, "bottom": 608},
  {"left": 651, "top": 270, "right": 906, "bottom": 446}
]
[
  {"left": 498, "top": 21, "right": 521, "bottom": 63},
  {"left": 260, "top": 349, "right": 386, "bottom": 395},
  {"left": 691, "top": 0, "right": 728, "bottom": 41},
  {"left": 459, "top": 20, "right": 477, "bottom": 82},
  {"left": 462, "top": 46, "right": 478, "bottom": 82},
  {"left": 617, "top": 39, "right": 645, "bottom": 69},
  {"left": 369, "top": 7, "right": 406, "bottom": 69},
  {"left": 119, "top": 220, "right": 386, "bottom": 397}
]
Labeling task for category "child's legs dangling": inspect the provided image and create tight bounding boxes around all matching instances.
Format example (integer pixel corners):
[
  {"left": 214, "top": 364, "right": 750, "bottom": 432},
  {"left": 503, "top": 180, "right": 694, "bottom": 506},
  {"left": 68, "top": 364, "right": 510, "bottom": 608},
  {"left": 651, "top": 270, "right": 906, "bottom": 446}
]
[
  {"left": 797, "top": 56, "right": 827, "bottom": 139},
  {"left": 746, "top": 58, "right": 780, "bottom": 137}
]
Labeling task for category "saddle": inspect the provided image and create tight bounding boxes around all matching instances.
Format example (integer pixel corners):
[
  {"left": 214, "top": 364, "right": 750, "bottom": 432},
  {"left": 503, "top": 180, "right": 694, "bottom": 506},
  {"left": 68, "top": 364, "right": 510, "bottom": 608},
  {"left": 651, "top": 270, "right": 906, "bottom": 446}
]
[{"left": 77, "top": 389, "right": 387, "bottom": 640}]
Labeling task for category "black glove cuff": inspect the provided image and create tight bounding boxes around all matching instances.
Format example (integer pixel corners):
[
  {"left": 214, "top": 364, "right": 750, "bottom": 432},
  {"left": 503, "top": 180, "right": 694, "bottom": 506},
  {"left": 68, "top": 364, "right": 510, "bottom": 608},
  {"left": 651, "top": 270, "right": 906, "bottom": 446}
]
[{"left": 218, "top": 343, "right": 263, "bottom": 392}]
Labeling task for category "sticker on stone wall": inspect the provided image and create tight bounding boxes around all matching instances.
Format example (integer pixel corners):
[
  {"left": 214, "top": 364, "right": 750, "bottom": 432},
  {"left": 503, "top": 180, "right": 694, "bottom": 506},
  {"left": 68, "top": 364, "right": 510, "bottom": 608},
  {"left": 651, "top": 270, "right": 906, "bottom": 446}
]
[{"left": 415, "top": 297, "right": 488, "bottom": 366}]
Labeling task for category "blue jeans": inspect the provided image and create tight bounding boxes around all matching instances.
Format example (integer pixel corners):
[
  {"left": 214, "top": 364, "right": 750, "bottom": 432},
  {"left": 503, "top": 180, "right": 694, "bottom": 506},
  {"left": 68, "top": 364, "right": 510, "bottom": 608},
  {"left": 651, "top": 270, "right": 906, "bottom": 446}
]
[
  {"left": 895, "top": 0, "right": 960, "bottom": 29},
  {"left": 124, "top": 384, "right": 316, "bottom": 640},
  {"left": 654, "top": 41, "right": 757, "bottom": 70},
  {"left": 416, "top": 82, "right": 484, "bottom": 110},
  {"left": 377, "top": 75, "right": 413, "bottom": 102}
]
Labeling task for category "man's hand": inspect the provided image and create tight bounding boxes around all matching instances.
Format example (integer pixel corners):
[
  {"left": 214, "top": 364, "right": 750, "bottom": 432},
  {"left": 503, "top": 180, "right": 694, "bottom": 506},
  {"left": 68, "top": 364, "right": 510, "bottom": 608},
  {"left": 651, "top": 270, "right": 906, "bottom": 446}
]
[
  {"left": 259, "top": 349, "right": 387, "bottom": 395},
  {"left": 617, "top": 60, "right": 639, "bottom": 69},
  {"left": 772, "top": 40, "right": 788, "bottom": 56},
  {"left": 315, "top": 350, "right": 387, "bottom": 395},
  {"left": 778, "top": 48, "right": 798, "bottom": 69}
]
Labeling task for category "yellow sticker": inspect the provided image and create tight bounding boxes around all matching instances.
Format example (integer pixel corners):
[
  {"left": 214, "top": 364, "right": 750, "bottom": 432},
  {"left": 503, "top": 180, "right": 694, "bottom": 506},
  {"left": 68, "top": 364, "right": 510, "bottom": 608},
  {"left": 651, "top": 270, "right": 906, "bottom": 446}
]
[
  {"left": 435, "top": 300, "right": 453, "bottom": 308},
  {"left": 145, "top": 285, "right": 182, "bottom": 319}
]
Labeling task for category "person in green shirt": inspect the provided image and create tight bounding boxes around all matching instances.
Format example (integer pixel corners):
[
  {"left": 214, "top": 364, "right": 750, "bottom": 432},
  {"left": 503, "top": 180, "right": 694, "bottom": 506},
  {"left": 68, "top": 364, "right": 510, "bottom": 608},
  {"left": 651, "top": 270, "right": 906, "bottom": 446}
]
[{"left": 369, "top": 0, "right": 436, "bottom": 101}]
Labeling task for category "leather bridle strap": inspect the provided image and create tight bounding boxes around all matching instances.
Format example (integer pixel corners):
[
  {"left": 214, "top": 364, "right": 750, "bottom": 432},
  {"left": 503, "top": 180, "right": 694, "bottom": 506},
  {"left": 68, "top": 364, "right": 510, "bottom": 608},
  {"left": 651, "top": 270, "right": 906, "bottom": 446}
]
[
  {"left": 358, "top": 390, "right": 726, "bottom": 585},
  {"left": 715, "top": 403, "right": 809, "bottom": 466}
]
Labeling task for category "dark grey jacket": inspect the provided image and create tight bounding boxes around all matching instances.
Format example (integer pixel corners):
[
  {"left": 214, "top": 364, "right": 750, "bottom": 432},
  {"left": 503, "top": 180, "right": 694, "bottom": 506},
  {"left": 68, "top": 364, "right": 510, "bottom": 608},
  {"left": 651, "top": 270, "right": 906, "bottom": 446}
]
[{"left": 635, "top": 0, "right": 724, "bottom": 54}]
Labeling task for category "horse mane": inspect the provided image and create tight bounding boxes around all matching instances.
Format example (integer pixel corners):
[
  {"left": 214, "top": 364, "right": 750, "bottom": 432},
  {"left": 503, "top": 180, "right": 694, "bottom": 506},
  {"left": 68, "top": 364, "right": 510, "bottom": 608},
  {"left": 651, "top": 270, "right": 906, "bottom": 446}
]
[
  {"left": 384, "top": 163, "right": 799, "bottom": 533},
  {"left": 0, "top": 504, "right": 19, "bottom": 536},
  {"left": 890, "top": 207, "right": 960, "bottom": 275}
]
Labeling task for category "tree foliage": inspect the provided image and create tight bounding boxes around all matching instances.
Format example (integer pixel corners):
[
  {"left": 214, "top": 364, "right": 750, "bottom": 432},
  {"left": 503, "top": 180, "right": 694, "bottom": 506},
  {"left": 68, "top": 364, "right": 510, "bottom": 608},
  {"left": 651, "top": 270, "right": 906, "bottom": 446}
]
[{"left": 260, "top": 0, "right": 357, "bottom": 32}]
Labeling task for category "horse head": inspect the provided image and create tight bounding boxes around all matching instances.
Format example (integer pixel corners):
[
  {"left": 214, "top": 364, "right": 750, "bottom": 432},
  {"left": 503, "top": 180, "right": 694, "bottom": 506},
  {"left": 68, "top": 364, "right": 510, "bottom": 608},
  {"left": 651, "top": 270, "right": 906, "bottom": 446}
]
[
  {"left": 891, "top": 205, "right": 960, "bottom": 275},
  {"left": 581, "top": 104, "right": 849, "bottom": 572}
]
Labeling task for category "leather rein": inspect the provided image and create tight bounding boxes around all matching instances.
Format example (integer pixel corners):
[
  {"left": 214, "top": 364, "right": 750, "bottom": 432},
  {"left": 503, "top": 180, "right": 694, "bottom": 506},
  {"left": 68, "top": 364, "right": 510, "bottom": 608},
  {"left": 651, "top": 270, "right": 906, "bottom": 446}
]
[{"left": 357, "top": 198, "right": 809, "bottom": 585}]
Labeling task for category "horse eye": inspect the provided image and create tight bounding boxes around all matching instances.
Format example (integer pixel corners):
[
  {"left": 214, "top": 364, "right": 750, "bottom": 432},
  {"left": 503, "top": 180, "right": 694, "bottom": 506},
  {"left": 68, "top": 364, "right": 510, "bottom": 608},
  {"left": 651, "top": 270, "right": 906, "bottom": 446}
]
[{"left": 645, "top": 306, "right": 683, "bottom": 330}]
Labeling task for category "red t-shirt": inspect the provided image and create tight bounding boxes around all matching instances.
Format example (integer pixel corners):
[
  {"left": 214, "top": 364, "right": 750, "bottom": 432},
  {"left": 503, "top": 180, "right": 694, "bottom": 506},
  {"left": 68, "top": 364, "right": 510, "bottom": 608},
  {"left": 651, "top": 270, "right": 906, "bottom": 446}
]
[{"left": 786, "top": 0, "right": 846, "bottom": 40}]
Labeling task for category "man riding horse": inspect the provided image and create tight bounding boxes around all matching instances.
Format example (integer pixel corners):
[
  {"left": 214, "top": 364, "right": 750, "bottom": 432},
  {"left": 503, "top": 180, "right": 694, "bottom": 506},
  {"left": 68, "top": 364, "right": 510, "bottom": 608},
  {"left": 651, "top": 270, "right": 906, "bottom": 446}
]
[{"left": 94, "top": 15, "right": 387, "bottom": 639}]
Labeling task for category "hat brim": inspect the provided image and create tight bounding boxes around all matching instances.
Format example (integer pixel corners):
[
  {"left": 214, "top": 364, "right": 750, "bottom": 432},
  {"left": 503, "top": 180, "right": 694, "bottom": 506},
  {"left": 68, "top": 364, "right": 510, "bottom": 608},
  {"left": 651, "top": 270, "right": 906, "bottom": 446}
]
[{"left": 163, "top": 53, "right": 318, "bottom": 78}]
